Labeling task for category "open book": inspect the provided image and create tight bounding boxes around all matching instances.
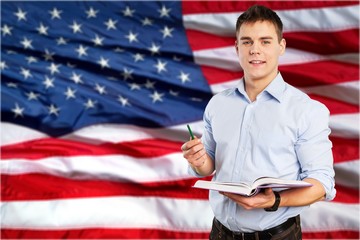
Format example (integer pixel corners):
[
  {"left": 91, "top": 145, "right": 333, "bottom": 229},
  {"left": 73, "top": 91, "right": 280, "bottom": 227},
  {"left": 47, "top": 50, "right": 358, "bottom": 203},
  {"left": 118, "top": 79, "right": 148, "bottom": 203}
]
[{"left": 193, "top": 177, "right": 312, "bottom": 197}]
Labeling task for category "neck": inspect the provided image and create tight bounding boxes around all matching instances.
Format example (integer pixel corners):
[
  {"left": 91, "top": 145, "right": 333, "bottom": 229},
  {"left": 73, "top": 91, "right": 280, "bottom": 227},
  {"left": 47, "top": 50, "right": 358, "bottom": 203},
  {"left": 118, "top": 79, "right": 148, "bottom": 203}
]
[{"left": 244, "top": 74, "right": 277, "bottom": 102}]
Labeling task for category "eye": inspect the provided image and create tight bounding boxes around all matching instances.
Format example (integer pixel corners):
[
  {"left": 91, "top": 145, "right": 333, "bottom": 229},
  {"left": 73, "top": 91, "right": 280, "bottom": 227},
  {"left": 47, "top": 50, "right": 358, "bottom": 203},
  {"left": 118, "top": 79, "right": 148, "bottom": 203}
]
[
  {"left": 262, "top": 40, "right": 271, "bottom": 45},
  {"left": 242, "top": 41, "right": 252, "bottom": 45}
]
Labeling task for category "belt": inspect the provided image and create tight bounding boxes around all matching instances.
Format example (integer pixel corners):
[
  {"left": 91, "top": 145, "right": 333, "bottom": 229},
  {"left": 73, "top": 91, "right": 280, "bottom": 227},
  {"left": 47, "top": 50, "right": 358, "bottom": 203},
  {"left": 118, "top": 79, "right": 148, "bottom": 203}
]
[{"left": 213, "top": 215, "right": 299, "bottom": 240}]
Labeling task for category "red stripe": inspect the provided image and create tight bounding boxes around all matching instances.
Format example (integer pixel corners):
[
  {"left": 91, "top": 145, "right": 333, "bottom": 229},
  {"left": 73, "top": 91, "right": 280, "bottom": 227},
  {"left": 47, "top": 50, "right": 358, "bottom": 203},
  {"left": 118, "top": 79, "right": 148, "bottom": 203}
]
[
  {"left": 331, "top": 137, "right": 359, "bottom": 164},
  {"left": 201, "top": 65, "right": 243, "bottom": 85},
  {"left": 1, "top": 228, "right": 209, "bottom": 239},
  {"left": 187, "top": 29, "right": 360, "bottom": 54},
  {"left": 333, "top": 184, "right": 360, "bottom": 204},
  {"left": 303, "top": 230, "right": 359, "bottom": 239},
  {"left": 2, "top": 228, "right": 359, "bottom": 239},
  {"left": 2, "top": 172, "right": 356, "bottom": 203},
  {"left": 278, "top": 61, "right": 358, "bottom": 87},
  {"left": 309, "top": 95, "right": 359, "bottom": 115},
  {"left": 0, "top": 138, "right": 182, "bottom": 160},
  {"left": 182, "top": 1, "right": 358, "bottom": 14},
  {"left": 0, "top": 173, "right": 211, "bottom": 201},
  {"left": 202, "top": 61, "right": 358, "bottom": 87}
]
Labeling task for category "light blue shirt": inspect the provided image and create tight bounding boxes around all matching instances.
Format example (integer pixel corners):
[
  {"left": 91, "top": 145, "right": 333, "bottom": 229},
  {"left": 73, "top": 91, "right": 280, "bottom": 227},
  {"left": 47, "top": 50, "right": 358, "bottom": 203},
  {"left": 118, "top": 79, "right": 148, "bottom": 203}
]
[{"left": 189, "top": 73, "right": 336, "bottom": 232}]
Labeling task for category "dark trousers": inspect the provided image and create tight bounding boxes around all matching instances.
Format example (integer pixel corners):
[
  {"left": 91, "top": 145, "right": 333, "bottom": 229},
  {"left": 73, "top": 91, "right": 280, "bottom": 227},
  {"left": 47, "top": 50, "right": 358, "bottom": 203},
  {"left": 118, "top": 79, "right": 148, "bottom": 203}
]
[{"left": 209, "top": 216, "right": 302, "bottom": 240}]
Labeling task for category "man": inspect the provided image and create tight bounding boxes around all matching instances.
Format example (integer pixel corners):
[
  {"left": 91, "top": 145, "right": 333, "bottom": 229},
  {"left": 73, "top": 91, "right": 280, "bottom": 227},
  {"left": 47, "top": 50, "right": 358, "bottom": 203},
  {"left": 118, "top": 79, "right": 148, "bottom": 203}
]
[{"left": 181, "top": 5, "right": 336, "bottom": 240}]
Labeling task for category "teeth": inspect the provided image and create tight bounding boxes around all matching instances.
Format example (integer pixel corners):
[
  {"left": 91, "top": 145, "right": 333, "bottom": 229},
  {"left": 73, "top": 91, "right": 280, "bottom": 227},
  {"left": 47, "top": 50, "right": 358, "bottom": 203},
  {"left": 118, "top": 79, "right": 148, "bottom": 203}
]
[{"left": 251, "top": 60, "right": 262, "bottom": 64}]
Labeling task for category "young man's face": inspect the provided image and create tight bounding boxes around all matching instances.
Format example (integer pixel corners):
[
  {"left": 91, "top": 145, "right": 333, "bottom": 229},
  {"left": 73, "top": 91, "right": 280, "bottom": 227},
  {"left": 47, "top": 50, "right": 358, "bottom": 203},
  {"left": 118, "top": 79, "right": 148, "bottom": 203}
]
[{"left": 235, "top": 20, "right": 286, "bottom": 83}]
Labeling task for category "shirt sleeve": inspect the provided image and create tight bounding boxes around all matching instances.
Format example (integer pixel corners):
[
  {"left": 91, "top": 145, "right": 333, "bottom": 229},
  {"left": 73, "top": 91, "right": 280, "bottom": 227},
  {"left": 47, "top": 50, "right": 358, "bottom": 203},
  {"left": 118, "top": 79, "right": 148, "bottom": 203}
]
[{"left": 295, "top": 100, "right": 336, "bottom": 201}]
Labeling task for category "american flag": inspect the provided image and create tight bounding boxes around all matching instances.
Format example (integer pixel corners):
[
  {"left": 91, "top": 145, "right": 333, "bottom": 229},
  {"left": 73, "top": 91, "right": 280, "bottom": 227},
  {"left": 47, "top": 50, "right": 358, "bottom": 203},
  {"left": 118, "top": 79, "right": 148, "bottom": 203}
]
[{"left": 1, "top": 1, "right": 359, "bottom": 239}]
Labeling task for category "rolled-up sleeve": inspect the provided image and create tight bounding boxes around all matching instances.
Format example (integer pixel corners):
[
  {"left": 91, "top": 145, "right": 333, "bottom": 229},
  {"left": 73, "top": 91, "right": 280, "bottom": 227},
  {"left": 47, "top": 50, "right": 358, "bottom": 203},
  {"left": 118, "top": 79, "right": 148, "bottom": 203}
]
[{"left": 296, "top": 100, "right": 336, "bottom": 201}]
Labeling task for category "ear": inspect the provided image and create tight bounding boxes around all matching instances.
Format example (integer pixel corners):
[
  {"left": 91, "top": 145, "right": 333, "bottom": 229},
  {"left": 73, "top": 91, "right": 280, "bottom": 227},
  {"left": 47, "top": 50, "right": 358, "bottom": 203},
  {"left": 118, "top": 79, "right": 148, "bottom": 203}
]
[
  {"left": 279, "top": 38, "right": 286, "bottom": 56},
  {"left": 235, "top": 40, "right": 239, "bottom": 53}
]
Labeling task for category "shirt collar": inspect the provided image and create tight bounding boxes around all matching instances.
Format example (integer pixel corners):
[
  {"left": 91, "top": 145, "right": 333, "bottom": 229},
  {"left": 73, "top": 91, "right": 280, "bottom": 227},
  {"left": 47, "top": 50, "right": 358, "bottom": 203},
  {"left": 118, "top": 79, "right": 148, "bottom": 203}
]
[{"left": 237, "top": 73, "right": 286, "bottom": 103}]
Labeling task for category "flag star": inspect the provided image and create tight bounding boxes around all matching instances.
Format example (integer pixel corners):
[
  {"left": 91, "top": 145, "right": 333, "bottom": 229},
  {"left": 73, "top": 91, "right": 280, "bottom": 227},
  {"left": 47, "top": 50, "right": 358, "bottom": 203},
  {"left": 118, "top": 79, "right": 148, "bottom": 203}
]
[
  {"left": 169, "top": 89, "right": 179, "bottom": 96},
  {"left": 154, "top": 59, "right": 167, "bottom": 73},
  {"left": 142, "top": 17, "right": 153, "bottom": 26},
  {"left": 36, "top": 23, "right": 49, "bottom": 35},
  {"left": 117, "top": 95, "right": 131, "bottom": 107},
  {"left": 26, "top": 91, "right": 40, "bottom": 100},
  {"left": 178, "top": 71, "right": 191, "bottom": 83},
  {"left": 1, "top": 24, "right": 12, "bottom": 36},
  {"left": 128, "top": 82, "right": 141, "bottom": 91},
  {"left": 160, "top": 26, "right": 174, "bottom": 38},
  {"left": 43, "top": 49, "right": 55, "bottom": 61},
  {"left": 49, "top": 7, "right": 62, "bottom": 19},
  {"left": 125, "top": 31, "right": 138, "bottom": 43},
  {"left": 0, "top": 61, "right": 8, "bottom": 70},
  {"left": 149, "top": 91, "right": 164, "bottom": 103},
  {"left": 47, "top": 63, "right": 60, "bottom": 75},
  {"left": 121, "top": 67, "right": 133, "bottom": 80},
  {"left": 26, "top": 56, "right": 38, "bottom": 64},
  {"left": 84, "top": 99, "right": 97, "bottom": 109},
  {"left": 114, "top": 47, "right": 125, "bottom": 52},
  {"left": 148, "top": 42, "right": 161, "bottom": 55},
  {"left": 64, "top": 87, "right": 76, "bottom": 99},
  {"left": 104, "top": 18, "right": 117, "bottom": 30},
  {"left": 11, "top": 103, "right": 24, "bottom": 118},
  {"left": 70, "top": 72, "right": 83, "bottom": 84},
  {"left": 20, "top": 37, "right": 33, "bottom": 49},
  {"left": 92, "top": 34, "right": 104, "bottom": 46},
  {"left": 75, "top": 44, "right": 88, "bottom": 57},
  {"left": 86, "top": 7, "right": 98, "bottom": 18},
  {"left": 98, "top": 57, "right": 110, "bottom": 68},
  {"left": 43, "top": 76, "right": 55, "bottom": 88},
  {"left": 133, "top": 53, "right": 145, "bottom": 62},
  {"left": 144, "top": 79, "right": 156, "bottom": 89},
  {"left": 56, "top": 37, "right": 68, "bottom": 45},
  {"left": 67, "top": 62, "right": 76, "bottom": 68},
  {"left": 20, "top": 67, "right": 32, "bottom": 79},
  {"left": 94, "top": 83, "right": 107, "bottom": 94},
  {"left": 173, "top": 55, "right": 182, "bottom": 61},
  {"left": 69, "top": 21, "right": 82, "bottom": 33},
  {"left": 14, "top": 8, "right": 27, "bottom": 21},
  {"left": 7, "top": 82, "right": 18, "bottom": 88},
  {"left": 122, "top": 6, "right": 135, "bottom": 17},
  {"left": 48, "top": 104, "right": 60, "bottom": 116},
  {"left": 158, "top": 5, "right": 171, "bottom": 18}
]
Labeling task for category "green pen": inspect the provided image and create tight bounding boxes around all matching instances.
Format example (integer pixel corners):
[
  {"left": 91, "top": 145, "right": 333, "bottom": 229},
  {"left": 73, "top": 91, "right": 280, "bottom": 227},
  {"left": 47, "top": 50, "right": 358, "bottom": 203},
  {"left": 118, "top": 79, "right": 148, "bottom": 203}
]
[{"left": 187, "top": 124, "right": 195, "bottom": 140}]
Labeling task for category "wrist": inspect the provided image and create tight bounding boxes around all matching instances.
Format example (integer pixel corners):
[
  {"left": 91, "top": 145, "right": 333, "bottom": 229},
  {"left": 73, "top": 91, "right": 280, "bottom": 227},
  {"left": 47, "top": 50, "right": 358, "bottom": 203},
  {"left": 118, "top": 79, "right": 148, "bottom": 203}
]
[{"left": 264, "top": 191, "right": 281, "bottom": 212}]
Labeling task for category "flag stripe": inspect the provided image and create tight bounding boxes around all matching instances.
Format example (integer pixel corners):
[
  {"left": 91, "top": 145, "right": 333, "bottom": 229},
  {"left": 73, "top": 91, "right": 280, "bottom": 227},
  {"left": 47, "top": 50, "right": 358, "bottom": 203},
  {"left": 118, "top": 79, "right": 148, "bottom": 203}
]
[
  {"left": 183, "top": 4, "right": 359, "bottom": 36},
  {"left": 182, "top": 1, "right": 358, "bottom": 14},
  {"left": 1, "top": 136, "right": 358, "bottom": 165},
  {"left": 1, "top": 173, "right": 209, "bottom": 201},
  {"left": 186, "top": 28, "right": 359, "bottom": 54},
  {"left": 2, "top": 229, "right": 359, "bottom": 240},
  {"left": 1, "top": 138, "right": 183, "bottom": 159},
  {"left": 0, "top": 228, "right": 209, "bottom": 239},
  {"left": 0, "top": 198, "right": 358, "bottom": 235},
  {"left": 1, "top": 173, "right": 356, "bottom": 203}
]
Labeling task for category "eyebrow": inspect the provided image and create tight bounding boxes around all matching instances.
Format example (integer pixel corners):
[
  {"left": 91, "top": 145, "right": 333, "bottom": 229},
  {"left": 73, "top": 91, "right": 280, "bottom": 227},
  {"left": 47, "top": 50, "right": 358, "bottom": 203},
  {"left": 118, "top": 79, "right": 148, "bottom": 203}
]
[{"left": 240, "top": 36, "right": 274, "bottom": 40}]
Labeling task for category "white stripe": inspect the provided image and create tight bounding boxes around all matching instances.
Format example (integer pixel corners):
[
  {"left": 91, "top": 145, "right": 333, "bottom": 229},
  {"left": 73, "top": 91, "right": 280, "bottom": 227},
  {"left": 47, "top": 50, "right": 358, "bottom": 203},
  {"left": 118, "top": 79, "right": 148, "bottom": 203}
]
[
  {"left": 184, "top": 5, "right": 359, "bottom": 36},
  {"left": 301, "top": 201, "right": 360, "bottom": 232},
  {"left": 0, "top": 153, "right": 192, "bottom": 182},
  {"left": 0, "top": 197, "right": 213, "bottom": 231},
  {"left": 329, "top": 113, "right": 360, "bottom": 139},
  {"left": 193, "top": 46, "right": 359, "bottom": 71},
  {"left": 0, "top": 121, "right": 205, "bottom": 146},
  {"left": 334, "top": 159, "right": 360, "bottom": 189},
  {"left": 210, "top": 79, "right": 359, "bottom": 106},
  {"left": 300, "top": 81, "right": 360, "bottom": 106},
  {"left": 1, "top": 197, "right": 358, "bottom": 232}
]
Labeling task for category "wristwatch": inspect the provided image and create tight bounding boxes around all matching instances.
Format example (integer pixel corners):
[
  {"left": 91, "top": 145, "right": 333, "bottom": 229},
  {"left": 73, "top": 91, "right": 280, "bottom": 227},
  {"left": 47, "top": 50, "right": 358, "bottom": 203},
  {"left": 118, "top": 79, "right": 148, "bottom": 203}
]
[{"left": 264, "top": 191, "right": 281, "bottom": 212}]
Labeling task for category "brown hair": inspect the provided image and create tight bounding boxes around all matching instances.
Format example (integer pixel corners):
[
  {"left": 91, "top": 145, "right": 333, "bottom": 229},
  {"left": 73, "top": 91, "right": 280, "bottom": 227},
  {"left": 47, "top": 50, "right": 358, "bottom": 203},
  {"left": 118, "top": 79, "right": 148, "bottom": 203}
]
[{"left": 236, "top": 5, "right": 283, "bottom": 42}]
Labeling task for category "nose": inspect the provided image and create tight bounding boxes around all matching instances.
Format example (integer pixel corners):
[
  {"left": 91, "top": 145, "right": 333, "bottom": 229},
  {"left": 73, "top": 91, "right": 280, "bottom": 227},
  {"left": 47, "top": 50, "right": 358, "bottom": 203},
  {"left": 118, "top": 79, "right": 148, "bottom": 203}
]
[{"left": 250, "top": 42, "right": 260, "bottom": 55}]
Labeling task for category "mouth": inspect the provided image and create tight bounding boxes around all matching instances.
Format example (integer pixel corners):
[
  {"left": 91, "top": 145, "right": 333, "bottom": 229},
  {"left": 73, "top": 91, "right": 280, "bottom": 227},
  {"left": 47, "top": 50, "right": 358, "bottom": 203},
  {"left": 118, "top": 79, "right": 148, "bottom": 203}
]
[{"left": 249, "top": 60, "right": 266, "bottom": 65}]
